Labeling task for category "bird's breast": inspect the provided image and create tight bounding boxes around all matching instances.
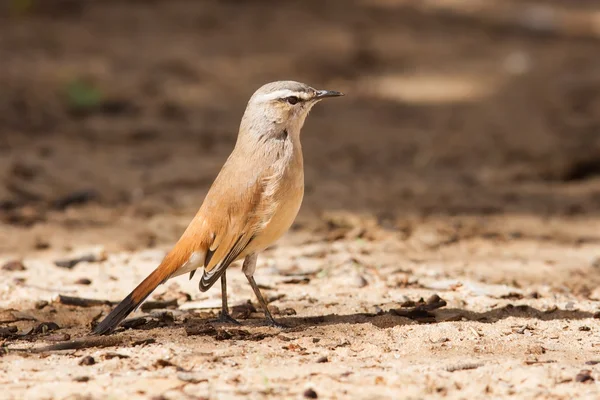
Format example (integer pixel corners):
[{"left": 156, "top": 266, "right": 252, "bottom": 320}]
[
  {"left": 245, "top": 148, "right": 304, "bottom": 254},
  {"left": 252, "top": 184, "right": 303, "bottom": 253}
]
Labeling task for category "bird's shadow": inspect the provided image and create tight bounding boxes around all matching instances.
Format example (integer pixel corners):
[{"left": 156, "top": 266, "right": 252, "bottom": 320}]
[
  {"left": 277, "top": 304, "right": 595, "bottom": 331},
  {"left": 176, "top": 300, "right": 596, "bottom": 335}
]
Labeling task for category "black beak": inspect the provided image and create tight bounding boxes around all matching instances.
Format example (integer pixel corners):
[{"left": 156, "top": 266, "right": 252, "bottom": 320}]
[{"left": 315, "top": 89, "right": 344, "bottom": 99}]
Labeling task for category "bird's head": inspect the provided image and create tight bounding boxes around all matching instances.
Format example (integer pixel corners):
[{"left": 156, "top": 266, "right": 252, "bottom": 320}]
[{"left": 241, "top": 80, "right": 343, "bottom": 140}]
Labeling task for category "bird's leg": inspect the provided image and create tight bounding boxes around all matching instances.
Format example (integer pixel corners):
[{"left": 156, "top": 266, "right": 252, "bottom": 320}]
[
  {"left": 242, "top": 254, "right": 286, "bottom": 328},
  {"left": 214, "top": 271, "right": 240, "bottom": 325}
]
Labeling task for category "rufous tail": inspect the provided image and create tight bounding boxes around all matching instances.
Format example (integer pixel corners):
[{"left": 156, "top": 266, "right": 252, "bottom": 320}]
[{"left": 93, "top": 266, "right": 171, "bottom": 335}]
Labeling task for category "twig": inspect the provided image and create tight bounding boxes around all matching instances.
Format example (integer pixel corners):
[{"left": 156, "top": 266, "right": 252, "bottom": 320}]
[
  {"left": 140, "top": 299, "right": 178, "bottom": 312},
  {"left": 7, "top": 335, "right": 129, "bottom": 353},
  {"left": 57, "top": 295, "right": 114, "bottom": 307},
  {"left": 524, "top": 359, "right": 556, "bottom": 365}
]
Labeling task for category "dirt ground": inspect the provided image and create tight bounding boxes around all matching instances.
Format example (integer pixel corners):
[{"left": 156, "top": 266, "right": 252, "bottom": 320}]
[{"left": 1, "top": 1, "right": 600, "bottom": 399}]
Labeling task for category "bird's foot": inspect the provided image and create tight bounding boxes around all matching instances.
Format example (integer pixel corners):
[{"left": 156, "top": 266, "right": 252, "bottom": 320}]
[
  {"left": 212, "top": 312, "right": 241, "bottom": 326},
  {"left": 265, "top": 318, "right": 288, "bottom": 329}
]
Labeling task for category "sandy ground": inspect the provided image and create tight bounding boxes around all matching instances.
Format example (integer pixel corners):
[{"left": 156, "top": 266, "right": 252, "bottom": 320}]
[
  {"left": 2, "top": 215, "right": 600, "bottom": 400},
  {"left": 2, "top": 0, "right": 600, "bottom": 399}
]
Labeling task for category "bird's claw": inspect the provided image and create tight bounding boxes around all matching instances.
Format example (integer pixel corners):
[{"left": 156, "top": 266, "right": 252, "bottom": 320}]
[{"left": 212, "top": 312, "right": 241, "bottom": 325}]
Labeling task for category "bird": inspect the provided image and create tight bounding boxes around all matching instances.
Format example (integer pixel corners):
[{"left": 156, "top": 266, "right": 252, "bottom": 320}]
[{"left": 93, "top": 80, "right": 343, "bottom": 334}]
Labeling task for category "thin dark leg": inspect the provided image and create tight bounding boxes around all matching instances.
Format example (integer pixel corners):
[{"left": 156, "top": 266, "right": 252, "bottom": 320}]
[
  {"left": 221, "top": 273, "right": 228, "bottom": 315},
  {"left": 241, "top": 254, "right": 286, "bottom": 328},
  {"left": 245, "top": 274, "right": 285, "bottom": 327},
  {"left": 214, "top": 271, "right": 240, "bottom": 325}
]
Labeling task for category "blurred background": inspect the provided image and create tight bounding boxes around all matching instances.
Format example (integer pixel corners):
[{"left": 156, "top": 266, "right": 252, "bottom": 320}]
[{"left": 1, "top": 0, "right": 600, "bottom": 255}]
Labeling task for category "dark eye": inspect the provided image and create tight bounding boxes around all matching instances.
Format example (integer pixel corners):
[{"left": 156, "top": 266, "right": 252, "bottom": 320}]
[{"left": 285, "top": 96, "right": 299, "bottom": 105}]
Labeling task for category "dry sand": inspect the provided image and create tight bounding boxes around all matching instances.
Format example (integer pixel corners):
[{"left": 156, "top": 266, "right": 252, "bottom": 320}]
[{"left": 2, "top": 214, "right": 600, "bottom": 399}]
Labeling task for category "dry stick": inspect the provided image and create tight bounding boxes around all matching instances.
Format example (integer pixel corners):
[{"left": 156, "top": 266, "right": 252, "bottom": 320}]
[
  {"left": 7, "top": 335, "right": 129, "bottom": 353},
  {"left": 524, "top": 359, "right": 557, "bottom": 365},
  {"left": 57, "top": 295, "right": 115, "bottom": 307},
  {"left": 140, "top": 299, "right": 178, "bottom": 312}
]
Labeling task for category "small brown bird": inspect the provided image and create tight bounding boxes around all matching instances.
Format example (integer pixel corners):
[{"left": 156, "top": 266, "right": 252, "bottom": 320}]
[{"left": 93, "top": 81, "right": 343, "bottom": 334}]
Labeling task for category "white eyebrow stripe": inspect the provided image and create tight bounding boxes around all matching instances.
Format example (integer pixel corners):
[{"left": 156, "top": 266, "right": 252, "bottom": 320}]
[{"left": 254, "top": 89, "right": 310, "bottom": 103}]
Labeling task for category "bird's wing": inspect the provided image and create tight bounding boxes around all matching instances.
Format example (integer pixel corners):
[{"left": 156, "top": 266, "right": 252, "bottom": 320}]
[{"left": 195, "top": 165, "right": 279, "bottom": 291}]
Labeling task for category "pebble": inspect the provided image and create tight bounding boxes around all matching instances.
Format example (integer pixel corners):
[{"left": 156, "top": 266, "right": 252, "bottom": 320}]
[
  {"left": 79, "top": 356, "right": 96, "bottom": 366},
  {"left": 2, "top": 260, "right": 26, "bottom": 271}
]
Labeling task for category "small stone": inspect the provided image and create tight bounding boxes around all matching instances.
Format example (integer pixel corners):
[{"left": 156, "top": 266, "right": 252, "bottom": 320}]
[
  {"left": 31, "top": 322, "right": 60, "bottom": 334},
  {"left": 575, "top": 370, "right": 594, "bottom": 383},
  {"left": 513, "top": 326, "right": 529, "bottom": 335},
  {"left": 353, "top": 275, "right": 368, "bottom": 288},
  {"left": 303, "top": 388, "right": 318, "bottom": 399},
  {"left": 215, "top": 330, "right": 232, "bottom": 341},
  {"left": 2, "top": 260, "right": 26, "bottom": 271},
  {"left": 74, "top": 376, "right": 90, "bottom": 382},
  {"left": 34, "top": 238, "right": 50, "bottom": 250},
  {"left": 177, "top": 372, "right": 207, "bottom": 384},
  {"left": 154, "top": 359, "right": 177, "bottom": 369},
  {"left": 74, "top": 278, "right": 92, "bottom": 285},
  {"left": 579, "top": 326, "right": 591, "bottom": 332},
  {"left": 316, "top": 356, "right": 328, "bottom": 363},
  {"left": 34, "top": 300, "right": 49, "bottom": 309},
  {"left": 0, "top": 326, "right": 18, "bottom": 338},
  {"left": 102, "top": 352, "right": 129, "bottom": 360},
  {"left": 280, "top": 307, "right": 297, "bottom": 316},
  {"left": 526, "top": 345, "right": 545, "bottom": 355},
  {"left": 79, "top": 356, "right": 95, "bottom": 366}
]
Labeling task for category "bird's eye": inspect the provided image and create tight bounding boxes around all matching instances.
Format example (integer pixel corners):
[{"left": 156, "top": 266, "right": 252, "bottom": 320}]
[{"left": 285, "top": 96, "right": 299, "bottom": 105}]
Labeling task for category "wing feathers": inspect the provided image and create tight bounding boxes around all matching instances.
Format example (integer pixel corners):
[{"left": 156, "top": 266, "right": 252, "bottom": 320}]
[
  {"left": 198, "top": 233, "right": 254, "bottom": 291},
  {"left": 196, "top": 171, "right": 275, "bottom": 290}
]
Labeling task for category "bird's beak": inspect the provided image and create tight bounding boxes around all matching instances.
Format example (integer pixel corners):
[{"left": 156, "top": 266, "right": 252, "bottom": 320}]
[{"left": 315, "top": 89, "right": 344, "bottom": 99}]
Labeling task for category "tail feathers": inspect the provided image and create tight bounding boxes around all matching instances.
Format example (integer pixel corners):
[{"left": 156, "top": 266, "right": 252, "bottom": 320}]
[{"left": 93, "top": 268, "right": 169, "bottom": 335}]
